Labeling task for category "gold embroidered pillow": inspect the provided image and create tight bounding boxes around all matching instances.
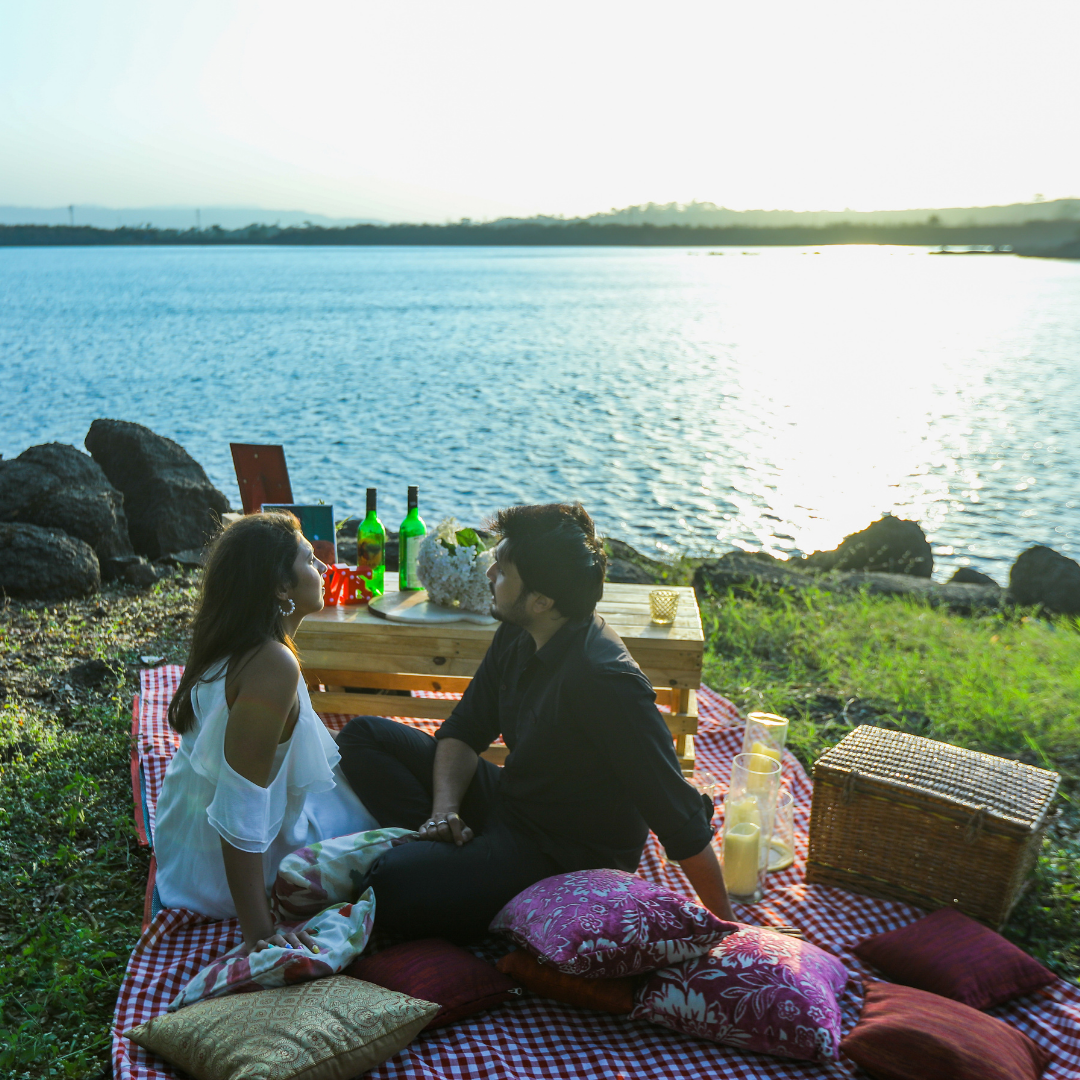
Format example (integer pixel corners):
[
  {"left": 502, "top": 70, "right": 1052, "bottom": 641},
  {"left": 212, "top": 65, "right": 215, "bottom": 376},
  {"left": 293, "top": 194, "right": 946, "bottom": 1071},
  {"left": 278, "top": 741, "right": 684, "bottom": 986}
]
[{"left": 124, "top": 975, "right": 437, "bottom": 1080}]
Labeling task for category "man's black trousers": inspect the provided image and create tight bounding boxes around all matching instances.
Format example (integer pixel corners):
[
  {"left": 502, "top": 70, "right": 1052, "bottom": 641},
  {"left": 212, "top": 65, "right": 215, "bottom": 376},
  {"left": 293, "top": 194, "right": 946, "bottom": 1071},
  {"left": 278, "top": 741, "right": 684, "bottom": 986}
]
[{"left": 336, "top": 716, "right": 559, "bottom": 942}]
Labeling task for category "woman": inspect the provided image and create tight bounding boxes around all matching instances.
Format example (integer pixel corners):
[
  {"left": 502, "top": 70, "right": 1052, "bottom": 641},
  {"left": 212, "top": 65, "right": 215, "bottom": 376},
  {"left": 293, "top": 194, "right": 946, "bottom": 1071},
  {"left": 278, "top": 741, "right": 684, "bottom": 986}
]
[{"left": 154, "top": 512, "right": 377, "bottom": 953}]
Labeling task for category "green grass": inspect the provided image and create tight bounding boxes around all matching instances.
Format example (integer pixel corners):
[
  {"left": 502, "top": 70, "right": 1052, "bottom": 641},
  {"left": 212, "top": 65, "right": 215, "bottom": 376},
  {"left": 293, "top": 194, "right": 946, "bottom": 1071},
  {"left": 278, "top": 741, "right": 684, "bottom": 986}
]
[
  {"left": 0, "top": 576, "right": 197, "bottom": 1079},
  {"left": 700, "top": 583, "right": 1080, "bottom": 980},
  {"left": 2, "top": 574, "right": 1078, "bottom": 1077}
]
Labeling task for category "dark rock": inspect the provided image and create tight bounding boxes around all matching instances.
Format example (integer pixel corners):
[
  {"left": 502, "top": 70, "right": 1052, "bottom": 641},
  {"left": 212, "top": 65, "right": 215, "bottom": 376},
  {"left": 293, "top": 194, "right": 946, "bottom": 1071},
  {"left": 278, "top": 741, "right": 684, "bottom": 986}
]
[
  {"left": 69, "top": 658, "right": 120, "bottom": 688},
  {"left": 336, "top": 516, "right": 362, "bottom": 539},
  {"left": 335, "top": 535, "right": 358, "bottom": 565},
  {"left": 102, "top": 554, "right": 160, "bottom": 586},
  {"left": 0, "top": 522, "right": 100, "bottom": 600},
  {"left": 85, "top": 420, "right": 230, "bottom": 558},
  {"left": 693, "top": 551, "right": 1002, "bottom": 612},
  {"left": 0, "top": 442, "right": 133, "bottom": 560},
  {"left": 803, "top": 515, "right": 933, "bottom": 577},
  {"left": 821, "top": 571, "right": 1003, "bottom": 613},
  {"left": 603, "top": 538, "right": 673, "bottom": 584},
  {"left": 694, "top": 551, "right": 813, "bottom": 595},
  {"left": 1009, "top": 545, "right": 1080, "bottom": 614},
  {"left": 950, "top": 566, "right": 998, "bottom": 587},
  {"left": 156, "top": 548, "right": 207, "bottom": 568},
  {"left": 605, "top": 558, "right": 656, "bottom": 584}
]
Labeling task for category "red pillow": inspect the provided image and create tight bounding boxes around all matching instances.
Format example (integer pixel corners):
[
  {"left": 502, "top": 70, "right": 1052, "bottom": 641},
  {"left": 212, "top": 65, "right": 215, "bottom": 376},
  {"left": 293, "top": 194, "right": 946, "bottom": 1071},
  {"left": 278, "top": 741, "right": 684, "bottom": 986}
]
[
  {"left": 496, "top": 949, "right": 636, "bottom": 1013},
  {"left": 854, "top": 908, "right": 1056, "bottom": 1010},
  {"left": 840, "top": 981, "right": 1051, "bottom": 1080},
  {"left": 344, "top": 938, "right": 518, "bottom": 1030}
]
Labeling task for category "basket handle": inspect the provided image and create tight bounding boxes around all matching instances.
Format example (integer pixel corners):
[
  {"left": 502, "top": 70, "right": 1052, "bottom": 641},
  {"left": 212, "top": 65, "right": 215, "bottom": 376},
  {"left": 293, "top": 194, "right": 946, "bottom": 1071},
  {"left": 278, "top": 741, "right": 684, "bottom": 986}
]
[
  {"left": 964, "top": 805, "right": 988, "bottom": 842},
  {"left": 841, "top": 770, "right": 861, "bottom": 805}
]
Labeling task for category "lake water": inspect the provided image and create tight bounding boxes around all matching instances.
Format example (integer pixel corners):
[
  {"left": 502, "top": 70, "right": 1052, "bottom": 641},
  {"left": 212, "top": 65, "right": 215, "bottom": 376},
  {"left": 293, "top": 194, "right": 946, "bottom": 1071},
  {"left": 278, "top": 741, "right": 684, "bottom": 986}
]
[{"left": 2, "top": 244, "right": 1079, "bottom": 583}]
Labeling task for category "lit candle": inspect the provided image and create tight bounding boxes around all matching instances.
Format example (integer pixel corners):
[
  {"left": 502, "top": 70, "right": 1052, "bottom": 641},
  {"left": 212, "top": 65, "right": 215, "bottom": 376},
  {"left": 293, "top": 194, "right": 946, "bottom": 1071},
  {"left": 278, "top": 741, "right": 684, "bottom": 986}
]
[
  {"left": 746, "top": 750, "right": 779, "bottom": 793},
  {"left": 723, "top": 822, "right": 761, "bottom": 898},
  {"left": 749, "top": 740, "right": 782, "bottom": 764},
  {"left": 725, "top": 795, "right": 761, "bottom": 831}
]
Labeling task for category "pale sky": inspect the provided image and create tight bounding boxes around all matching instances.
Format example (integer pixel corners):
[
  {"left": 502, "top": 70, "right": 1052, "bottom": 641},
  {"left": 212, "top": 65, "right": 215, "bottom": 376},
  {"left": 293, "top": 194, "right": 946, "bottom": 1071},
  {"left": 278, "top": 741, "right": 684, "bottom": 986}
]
[{"left": 2, "top": 0, "right": 1079, "bottom": 222}]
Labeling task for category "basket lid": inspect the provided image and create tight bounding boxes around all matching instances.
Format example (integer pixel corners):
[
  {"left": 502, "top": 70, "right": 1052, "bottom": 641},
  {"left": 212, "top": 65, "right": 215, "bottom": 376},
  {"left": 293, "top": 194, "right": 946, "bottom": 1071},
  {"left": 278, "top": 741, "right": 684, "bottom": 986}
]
[{"left": 814, "top": 725, "right": 1060, "bottom": 830}]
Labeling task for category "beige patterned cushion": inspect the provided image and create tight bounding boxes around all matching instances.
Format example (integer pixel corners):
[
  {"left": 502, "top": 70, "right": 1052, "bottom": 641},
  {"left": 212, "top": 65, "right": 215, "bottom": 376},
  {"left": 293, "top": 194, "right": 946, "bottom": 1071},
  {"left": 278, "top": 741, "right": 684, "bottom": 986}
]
[{"left": 125, "top": 975, "right": 438, "bottom": 1080}]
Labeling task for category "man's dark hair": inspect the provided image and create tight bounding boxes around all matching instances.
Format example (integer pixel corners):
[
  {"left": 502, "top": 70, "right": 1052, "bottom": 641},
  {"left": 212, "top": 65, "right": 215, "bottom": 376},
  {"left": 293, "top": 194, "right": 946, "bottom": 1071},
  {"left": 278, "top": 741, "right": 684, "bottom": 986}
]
[{"left": 489, "top": 503, "right": 607, "bottom": 620}]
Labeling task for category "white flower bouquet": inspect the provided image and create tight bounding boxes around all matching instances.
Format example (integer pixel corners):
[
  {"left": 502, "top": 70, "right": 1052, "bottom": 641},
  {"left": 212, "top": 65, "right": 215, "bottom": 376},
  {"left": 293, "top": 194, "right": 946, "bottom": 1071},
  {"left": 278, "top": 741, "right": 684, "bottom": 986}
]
[{"left": 416, "top": 518, "right": 495, "bottom": 614}]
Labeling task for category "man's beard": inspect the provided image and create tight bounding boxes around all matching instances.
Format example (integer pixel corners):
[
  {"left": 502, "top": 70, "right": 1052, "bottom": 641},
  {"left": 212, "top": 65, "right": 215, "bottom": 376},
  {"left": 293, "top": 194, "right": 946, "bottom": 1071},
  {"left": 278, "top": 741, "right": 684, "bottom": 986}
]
[{"left": 491, "top": 588, "right": 530, "bottom": 628}]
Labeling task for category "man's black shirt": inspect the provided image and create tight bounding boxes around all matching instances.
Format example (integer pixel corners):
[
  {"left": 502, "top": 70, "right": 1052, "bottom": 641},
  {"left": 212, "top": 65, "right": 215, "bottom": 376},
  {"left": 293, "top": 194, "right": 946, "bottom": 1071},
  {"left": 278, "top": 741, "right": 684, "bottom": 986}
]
[{"left": 436, "top": 613, "right": 714, "bottom": 872}]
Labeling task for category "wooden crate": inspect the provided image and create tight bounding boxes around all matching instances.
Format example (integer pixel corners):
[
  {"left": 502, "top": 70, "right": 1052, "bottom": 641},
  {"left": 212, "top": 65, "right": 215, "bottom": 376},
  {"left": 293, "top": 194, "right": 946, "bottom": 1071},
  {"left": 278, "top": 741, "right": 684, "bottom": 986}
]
[{"left": 806, "top": 725, "right": 1060, "bottom": 928}]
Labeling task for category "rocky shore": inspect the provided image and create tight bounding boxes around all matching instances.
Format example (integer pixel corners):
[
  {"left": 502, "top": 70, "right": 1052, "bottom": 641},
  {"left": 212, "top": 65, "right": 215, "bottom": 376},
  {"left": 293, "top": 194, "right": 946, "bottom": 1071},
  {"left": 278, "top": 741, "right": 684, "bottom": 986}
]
[{"left": 4, "top": 422, "right": 1080, "bottom": 617}]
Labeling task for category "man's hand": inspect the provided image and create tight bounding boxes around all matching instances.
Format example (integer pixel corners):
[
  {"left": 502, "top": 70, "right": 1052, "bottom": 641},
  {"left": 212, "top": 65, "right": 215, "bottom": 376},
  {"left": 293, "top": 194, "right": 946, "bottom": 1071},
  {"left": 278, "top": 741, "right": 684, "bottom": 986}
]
[
  {"left": 418, "top": 810, "right": 474, "bottom": 846},
  {"left": 423, "top": 738, "right": 480, "bottom": 846},
  {"left": 679, "top": 841, "right": 736, "bottom": 922}
]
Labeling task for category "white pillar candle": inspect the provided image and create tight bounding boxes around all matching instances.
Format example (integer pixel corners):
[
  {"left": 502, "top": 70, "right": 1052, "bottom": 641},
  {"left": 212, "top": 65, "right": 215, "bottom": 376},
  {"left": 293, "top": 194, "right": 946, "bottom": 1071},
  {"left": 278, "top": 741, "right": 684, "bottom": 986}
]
[
  {"left": 725, "top": 795, "right": 762, "bottom": 831},
  {"left": 749, "top": 740, "right": 782, "bottom": 764},
  {"left": 723, "top": 822, "right": 761, "bottom": 898}
]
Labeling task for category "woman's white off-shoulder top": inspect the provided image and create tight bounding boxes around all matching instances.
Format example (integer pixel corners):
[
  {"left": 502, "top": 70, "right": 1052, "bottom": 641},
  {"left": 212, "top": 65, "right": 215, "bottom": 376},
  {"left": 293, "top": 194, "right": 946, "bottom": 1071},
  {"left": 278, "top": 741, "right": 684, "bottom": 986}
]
[{"left": 154, "top": 662, "right": 376, "bottom": 919}]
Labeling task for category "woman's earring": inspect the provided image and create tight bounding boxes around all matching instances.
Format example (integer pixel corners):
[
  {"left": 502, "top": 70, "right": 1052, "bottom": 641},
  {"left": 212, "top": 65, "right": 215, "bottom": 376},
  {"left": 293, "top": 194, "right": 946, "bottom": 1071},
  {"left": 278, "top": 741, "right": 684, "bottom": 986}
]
[{"left": 280, "top": 598, "right": 296, "bottom": 616}]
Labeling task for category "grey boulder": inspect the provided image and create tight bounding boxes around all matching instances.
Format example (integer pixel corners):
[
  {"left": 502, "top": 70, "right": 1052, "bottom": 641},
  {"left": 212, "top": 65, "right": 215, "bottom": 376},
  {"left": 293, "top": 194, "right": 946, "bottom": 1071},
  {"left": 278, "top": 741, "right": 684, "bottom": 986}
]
[
  {"left": 0, "top": 443, "right": 133, "bottom": 561},
  {"left": 803, "top": 515, "right": 933, "bottom": 577},
  {"left": 85, "top": 420, "right": 230, "bottom": 559},
  {"left": 950, "top": 566, "right": 998, "bottom": 587},
  {"left": 1009, "top": 545, "right": 1080, "bottom": 614},
  {"left": 0, "top": 522, "right": 100, "bottom": 600}
]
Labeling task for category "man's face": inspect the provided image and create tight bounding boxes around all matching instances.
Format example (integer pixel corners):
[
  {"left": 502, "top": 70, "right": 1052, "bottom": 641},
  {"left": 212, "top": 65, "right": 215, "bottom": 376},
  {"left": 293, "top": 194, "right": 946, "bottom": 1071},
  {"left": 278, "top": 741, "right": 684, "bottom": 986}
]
[{"left": 488, "top": 540, "right": 530, "bottom": 625}]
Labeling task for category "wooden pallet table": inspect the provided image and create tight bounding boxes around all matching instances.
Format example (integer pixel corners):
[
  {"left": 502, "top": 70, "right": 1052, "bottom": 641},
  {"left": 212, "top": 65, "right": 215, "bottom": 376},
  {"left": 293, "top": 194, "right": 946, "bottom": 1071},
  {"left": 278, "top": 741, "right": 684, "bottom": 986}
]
[{"left": 295, "top": 574, "right": 705, "bottom": 775}]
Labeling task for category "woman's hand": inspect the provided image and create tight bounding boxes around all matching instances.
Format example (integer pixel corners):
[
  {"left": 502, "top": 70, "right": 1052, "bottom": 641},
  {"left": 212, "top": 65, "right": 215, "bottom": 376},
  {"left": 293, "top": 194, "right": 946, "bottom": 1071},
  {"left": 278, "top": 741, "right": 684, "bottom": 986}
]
[
  {"left": 418, "top": 810, "right": 474, "bottom": 846},
  {"left": 241, "top": 926, "right": 321, "bottom": 956}
]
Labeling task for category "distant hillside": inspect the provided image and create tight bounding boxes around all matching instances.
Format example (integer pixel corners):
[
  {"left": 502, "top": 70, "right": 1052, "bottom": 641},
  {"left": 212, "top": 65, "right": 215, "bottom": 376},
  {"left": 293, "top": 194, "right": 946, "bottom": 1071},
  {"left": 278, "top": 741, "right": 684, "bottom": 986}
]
[
  {"left": 569, "top": 198, "right": 1080, "bottom": 229},
  {"left": 0, "top": 205, "right": 383, "bottom": 230}
]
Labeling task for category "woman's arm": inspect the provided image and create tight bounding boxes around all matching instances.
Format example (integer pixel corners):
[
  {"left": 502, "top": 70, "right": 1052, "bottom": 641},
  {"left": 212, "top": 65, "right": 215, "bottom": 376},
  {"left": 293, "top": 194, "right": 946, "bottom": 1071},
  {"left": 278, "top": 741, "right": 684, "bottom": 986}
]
[
  {"left": 223, "top": 643, "right": 317, "bottom": 952},
  {"left": 679, "top": 842, "right": 736, "bottom": 922}
]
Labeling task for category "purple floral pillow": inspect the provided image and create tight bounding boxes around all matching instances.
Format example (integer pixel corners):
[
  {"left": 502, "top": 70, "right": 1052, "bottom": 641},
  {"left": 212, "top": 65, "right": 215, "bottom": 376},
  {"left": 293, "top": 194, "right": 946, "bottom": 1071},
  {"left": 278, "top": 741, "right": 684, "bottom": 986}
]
[
  {"left": 489, "top": 869, "right": 736, "bottom": 979},
  {"left": 631, "top": 923, "right": 849, "bottom": 1062}
]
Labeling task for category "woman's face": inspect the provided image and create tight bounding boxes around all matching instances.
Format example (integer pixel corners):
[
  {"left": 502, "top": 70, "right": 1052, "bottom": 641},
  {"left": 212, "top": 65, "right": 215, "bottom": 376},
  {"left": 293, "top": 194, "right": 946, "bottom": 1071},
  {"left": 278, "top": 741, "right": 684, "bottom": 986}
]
[{"left": 285, "top": 537, "right": 328, "bottom": 618}]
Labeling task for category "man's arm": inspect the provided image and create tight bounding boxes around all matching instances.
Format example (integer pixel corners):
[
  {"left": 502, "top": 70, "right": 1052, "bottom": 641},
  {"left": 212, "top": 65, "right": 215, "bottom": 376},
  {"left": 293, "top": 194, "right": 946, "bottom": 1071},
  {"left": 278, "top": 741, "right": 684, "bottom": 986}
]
[
  {"left": 418, "top": 737, "right": 480, "bottom": 845},
  {"left": 423, "top": 626, "right": 513, "bottom": 844},
  {"left": 679, "top": 842, "right": 736, "bottom": 922}
]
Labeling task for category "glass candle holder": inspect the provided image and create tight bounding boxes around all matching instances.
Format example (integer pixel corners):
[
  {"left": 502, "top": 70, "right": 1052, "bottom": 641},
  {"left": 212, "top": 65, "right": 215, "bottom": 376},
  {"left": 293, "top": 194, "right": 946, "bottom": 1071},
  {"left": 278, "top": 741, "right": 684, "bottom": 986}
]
[
  {"left": 721, "top": 807, "right": 764, "bottom": 903},
  {"left": 648, "top": 589, "right": 680, "bottom": 625},
  {"left": 665, "top": 768, "right": 719, "bottom": 863},
  {"left": 741, "top": 712, "right": 790, "bottom": 764},
  {"left": 767, "top": 787, "right": 795, "bottom": 873},
  {"left": 689, "top": 768, "right": 719, "bottom": 803},
  {"left": 729, "top": 752, "right": 782, "bottom": 871}
]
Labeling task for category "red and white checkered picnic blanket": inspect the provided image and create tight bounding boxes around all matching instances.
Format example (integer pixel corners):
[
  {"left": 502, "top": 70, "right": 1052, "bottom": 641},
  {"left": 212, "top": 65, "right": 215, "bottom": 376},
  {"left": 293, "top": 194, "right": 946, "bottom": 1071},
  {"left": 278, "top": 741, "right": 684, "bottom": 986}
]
[{"left": 115, "top": 667, "right": 1080, "bottom": 1080}]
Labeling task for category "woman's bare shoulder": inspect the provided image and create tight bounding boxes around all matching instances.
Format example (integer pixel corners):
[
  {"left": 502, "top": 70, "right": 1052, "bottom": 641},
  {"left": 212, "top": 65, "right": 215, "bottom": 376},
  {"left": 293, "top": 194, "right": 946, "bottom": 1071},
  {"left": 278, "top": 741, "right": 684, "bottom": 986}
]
[{"left": 229, "top": 641, "right": 300, "bottom": 698}]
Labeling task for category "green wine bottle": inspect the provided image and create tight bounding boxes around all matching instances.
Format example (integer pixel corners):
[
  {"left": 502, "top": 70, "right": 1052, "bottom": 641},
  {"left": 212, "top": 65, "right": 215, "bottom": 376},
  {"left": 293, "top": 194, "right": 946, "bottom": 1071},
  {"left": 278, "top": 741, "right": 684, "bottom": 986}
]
[
  {"left": 398, "top": 485, "right": 427, "bottom": 591},
  {"left": 358, "top": 488, "right": 386, "bottom": 597}
]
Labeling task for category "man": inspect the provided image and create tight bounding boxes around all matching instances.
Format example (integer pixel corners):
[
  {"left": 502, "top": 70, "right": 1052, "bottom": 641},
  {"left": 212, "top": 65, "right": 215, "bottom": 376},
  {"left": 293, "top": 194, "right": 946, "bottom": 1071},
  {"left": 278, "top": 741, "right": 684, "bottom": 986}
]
[{"left": 337, "top": 503, "right": 734, "bottom": 940}]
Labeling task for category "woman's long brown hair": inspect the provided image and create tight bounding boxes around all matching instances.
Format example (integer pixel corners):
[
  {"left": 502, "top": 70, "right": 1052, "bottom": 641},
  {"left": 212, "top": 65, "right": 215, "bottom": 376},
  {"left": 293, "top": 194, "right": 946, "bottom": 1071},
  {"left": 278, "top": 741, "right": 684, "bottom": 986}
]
[{"left": 167, "top": 512, "right": 303, "bottom": 734}]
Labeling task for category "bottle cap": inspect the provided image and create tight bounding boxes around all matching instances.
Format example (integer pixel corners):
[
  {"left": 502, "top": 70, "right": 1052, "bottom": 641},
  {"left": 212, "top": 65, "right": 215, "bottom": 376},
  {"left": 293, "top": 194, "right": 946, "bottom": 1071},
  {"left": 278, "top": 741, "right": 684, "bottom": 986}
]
[
  {"left": 366, "top": 488, "right": 377, "bottom": 512},
  {"left": 407, "top": 486, "right": 418, "bottom": 508}
]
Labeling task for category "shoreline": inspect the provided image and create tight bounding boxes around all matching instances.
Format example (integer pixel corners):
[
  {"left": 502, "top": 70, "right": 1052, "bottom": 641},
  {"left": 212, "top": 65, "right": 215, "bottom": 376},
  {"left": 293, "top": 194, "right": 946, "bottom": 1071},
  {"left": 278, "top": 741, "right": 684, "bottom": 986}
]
[{"left": 2, "top": 219, "right": 1079, "bottom": 252}]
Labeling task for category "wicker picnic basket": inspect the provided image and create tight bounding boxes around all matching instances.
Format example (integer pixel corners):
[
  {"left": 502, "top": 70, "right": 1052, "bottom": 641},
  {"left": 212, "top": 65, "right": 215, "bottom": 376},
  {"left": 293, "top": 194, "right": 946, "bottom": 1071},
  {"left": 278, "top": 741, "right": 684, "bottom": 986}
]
[{"left": 806, "top": 725, "right": 1060, "bottom": 928}]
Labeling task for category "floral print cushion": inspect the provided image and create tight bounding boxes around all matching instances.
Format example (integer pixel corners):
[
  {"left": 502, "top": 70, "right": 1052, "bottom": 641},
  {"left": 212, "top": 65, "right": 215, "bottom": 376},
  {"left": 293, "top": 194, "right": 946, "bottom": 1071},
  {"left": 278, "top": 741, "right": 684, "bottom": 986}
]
[
  {"left": 169, "top": 893, "right": 376, "bottom": 1010},
  {"left": 489, "top": 868, "right": 736, "bottom": 979},
  {"left": 630, "top": 923, "right": 849, "bottom": 1063},
  {"left": 271, "top": 827, "right": 414, "bottom": 922}
]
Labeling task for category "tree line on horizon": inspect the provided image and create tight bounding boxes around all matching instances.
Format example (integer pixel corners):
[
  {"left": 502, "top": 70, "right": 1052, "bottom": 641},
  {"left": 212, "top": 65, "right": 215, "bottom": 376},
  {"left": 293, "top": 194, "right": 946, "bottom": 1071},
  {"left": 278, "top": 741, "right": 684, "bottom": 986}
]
[{"left": 1, "top": 218, "right": 1079, "bottom": 252}]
